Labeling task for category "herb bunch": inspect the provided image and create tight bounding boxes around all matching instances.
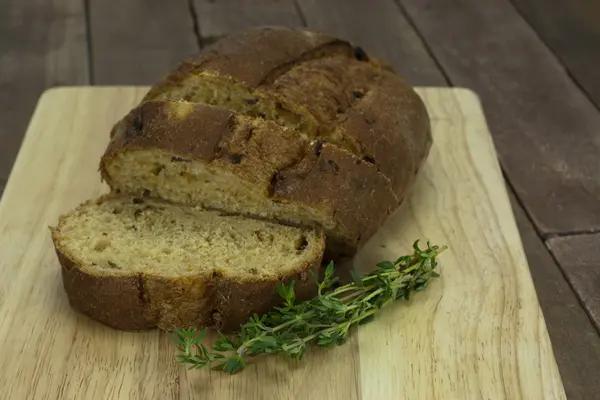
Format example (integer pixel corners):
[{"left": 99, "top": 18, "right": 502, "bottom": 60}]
[{"left": 170, "top": 240, "right": 446, "bottom": 374}]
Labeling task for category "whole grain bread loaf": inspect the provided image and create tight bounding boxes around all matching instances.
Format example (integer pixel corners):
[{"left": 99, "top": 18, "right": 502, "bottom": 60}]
[
  {"left": 100, "top": 26, "right": 432, "bottom": 260},
  {"left": 50, "top": 195, "right": 324, "bottom": 332}
]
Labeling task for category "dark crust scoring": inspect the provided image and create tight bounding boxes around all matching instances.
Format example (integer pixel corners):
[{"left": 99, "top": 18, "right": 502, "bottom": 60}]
[
  {"left": 51, "top": 212, "right": 325, "bottom": 332},
  {"left": 272, "top": 143, "right": 398, "bottom": 252},
  {"left": 336, "top": 70, "right": 433, "bottom": 198}
]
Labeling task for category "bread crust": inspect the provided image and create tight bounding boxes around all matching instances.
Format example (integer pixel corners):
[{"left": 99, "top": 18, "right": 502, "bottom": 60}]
[
  {"left": 143, "top": 26, "right": 351, "bottom": 93},
  {"left": 51, "top": 212, "right": 325, "bottom": 332},
  {"left": 101, "top": 26, "right": 431, "bottom": 258}
]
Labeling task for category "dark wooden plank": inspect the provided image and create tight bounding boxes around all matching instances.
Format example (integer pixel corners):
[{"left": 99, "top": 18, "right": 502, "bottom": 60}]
[
  {"left": 397, "top": 0, "right": 600, "bottom": 236},
  {"left": 548, "top": 233, "right": 600, "bottom": 334},
  {"left": 510, "top": 0, "right": 600, "bottom": 109},
  {"left": 194, "top": 0, "right": 302, "bottom": 40},
  {"left": 0, "top": 0, "right": 88, "bottom": 198},
  {"left": 89, "top": 0, "right": 199, "bottom": 85},
  {"left": 296, "top": 0, "right": 446, "bottom": 86},
  {"left": 510, "top": 194, "right": 600, "bottom": 400}
]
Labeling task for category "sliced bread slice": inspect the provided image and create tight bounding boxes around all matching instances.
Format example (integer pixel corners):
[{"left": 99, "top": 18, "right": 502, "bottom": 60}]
[
  {"left": 101, "top": 101, "right": 400, "bottom": 260},
  {"left": 50, "top": 195, "right": 325, "bottom": 332}
]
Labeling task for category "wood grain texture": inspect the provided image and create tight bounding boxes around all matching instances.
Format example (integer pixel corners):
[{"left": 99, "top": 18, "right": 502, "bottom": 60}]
[
  {"left": 89, "top": 0, "right": 198, "bottom": 84},
  {"left": 547, "top": 234, "right": 600, "bottom": 334},
  {"left": 398, "top": 0, "right": 600, "bottom": 236},
  {"left": 510, "top": 0, "right": 600, "bottom": 109},
  {"left": 296, "top": 0, "right": 446, "bottom": 86},
  {"left": 0, "top": 0, "right": 88, "bottom": 197},
  {"left": 194, "top": 0, "right": 302, "bottom": 39},
  {"left": 510, "top": 193, "right": 600, "bottom": 400},
  {"left": 0, "top": 87, "right": 565, "bottom": 399}
]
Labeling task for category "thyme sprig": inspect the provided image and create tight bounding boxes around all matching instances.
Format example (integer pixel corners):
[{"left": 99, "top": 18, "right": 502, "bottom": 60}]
[{"left": 170, "top": 240, "right": 446, "bottom": 374}]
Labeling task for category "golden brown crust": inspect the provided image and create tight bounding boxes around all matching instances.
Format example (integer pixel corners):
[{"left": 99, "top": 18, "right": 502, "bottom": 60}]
[
  {"left": 144, "top": 26, "right": 352, "bottom": 97},
  {"left": 51, "top": 214, "right": 325, "bottom": 332},
  {"left": 57, "top": 247, "right": 155, "bottom": 331}
]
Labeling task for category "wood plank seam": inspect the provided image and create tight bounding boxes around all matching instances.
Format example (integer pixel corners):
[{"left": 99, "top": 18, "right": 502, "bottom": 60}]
[
  {"left": 291, "top": 0, "right": 308, "bottom": 26},
  {"left": 83, "top": 0, "right": 95, "bottom": 85},
  {"left": 187, "top": 0, "right": 203, "bottom": 50},
  {"left": 546, "top": 231, "right": 600, "bottom": 239},
  {"left": 507, "top": 0, "right": 600, "bottom": 113},
  {"left": 545, "top": 240, "right": 600, "bottom": 337},
  {"left": 503, "top": 171, "right": 600, "bottom": 336},
  {"left": 391, "top": 0, "right": 452, "bottom": 85},
  {"left": 546, "top": 234, "right": 600, "bottom": 337}
]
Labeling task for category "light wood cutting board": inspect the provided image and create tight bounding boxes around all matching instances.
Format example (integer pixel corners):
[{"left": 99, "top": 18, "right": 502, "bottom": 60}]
[{"left": 0, "top": 87, "right": 566, "bottom": 400}]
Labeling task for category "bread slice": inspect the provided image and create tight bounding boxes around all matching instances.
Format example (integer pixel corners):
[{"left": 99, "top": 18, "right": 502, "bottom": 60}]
[
  {"left": 100, "top": 26, "right": 432, "bottom": 260},
  {"left": 101, "top": 102, "right": 398, "bottom": 259},
  {"left": 50, "top": 195, "right": 325, "bottom": 332}
]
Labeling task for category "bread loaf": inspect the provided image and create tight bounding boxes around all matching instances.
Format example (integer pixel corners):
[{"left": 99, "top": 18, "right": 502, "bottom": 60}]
[
  {"left": 100, "top": 26, "right": 432, "bottom": 259},
  {"left": 50, "top": 195, "right": 324, "bottom": 331}
]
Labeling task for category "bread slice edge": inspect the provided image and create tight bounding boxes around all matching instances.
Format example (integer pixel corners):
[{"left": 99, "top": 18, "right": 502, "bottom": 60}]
[{"left": 49, "top": 196, "right": 326, "bottom": 332}]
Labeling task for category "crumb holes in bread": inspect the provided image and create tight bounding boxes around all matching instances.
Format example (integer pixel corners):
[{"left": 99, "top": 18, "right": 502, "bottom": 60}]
[
  {"left": 249, "top": 267, "right": 258, "bottom": 275},
  {"left": 254, "top": 230, "right": 274, "bottom": 243},
  {"left": 162, "top": 248, "right": 172, "bottom": 255},
  {"left": 295, "top": 236, "right": 308, "bottom": 252},
  {"left": 245, "top": 98, "right": 259, "bottom": 105},
  {"left": 112, "top": 206, "right": 123, "bottom": 215},
  {"left": 151, "top": 164, "right": 164, "bottom": 176},
  {"left": 230, "top": 154, "right": 243, "bottom": 164},
  {"left": 107, "top": 261, "right": 120, "bottom": 269},
  {"left": 94, "top": 239, "right": 111, "bottom": 251},
  {"left": 352, "top": 90, "right": 364, "bottom": 99},
  {"left": 171, "top": 156, "right": 191, "bottom": 162},
  {"left": 132, "top": 198, "right": 144, "bottom": 204},
  {"left": 212, "top": 270, "right": 223, "bottom": 279}
]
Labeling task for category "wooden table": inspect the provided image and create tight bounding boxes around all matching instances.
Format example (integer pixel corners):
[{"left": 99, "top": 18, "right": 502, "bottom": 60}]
[{"left": 1, "top": 1, "right": 599, "bottom": 398}]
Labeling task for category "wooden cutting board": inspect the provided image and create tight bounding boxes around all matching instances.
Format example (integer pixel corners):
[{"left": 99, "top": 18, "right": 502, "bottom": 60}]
[{"left": 0, "top": 87, "right": 566, "bottom": 400}]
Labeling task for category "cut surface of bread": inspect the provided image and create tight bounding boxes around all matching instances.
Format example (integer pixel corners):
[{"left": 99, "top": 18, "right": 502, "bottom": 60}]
[
  {"left": 100, "top": 26, "right": 432, "bottom": 260},
  {"left": 50, "top": 195, "right": 325, "bottom": 331}
]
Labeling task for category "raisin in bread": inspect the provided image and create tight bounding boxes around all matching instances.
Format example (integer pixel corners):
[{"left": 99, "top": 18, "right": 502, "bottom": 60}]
[
  {"left": 50, "top": 195, "right": 324, "bottom": 332},
  {"left": 100, "top": 26, "right": 432, "bottom": 260}
]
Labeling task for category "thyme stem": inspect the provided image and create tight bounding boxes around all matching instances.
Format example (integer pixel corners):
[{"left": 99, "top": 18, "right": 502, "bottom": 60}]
[{"left": 170, "top": 240, "right": 446, "bottom": 374}]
